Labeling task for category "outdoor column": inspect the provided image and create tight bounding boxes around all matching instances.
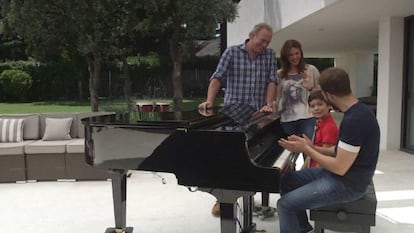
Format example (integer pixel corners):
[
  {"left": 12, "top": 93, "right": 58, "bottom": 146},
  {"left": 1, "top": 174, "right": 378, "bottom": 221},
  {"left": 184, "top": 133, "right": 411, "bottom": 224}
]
[{"left": 377, "top": 16, "right": 404, "bottom": 150}]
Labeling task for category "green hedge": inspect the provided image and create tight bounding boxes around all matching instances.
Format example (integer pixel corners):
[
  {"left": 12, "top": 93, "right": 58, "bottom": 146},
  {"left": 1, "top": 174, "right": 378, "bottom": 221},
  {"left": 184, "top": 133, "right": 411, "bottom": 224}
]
[
  {"left": 0, "top": 69, "right": 32, "bottom": 101},
  {"left": 0, "top": 40, "right": 27, "bottom": 61},
  {"left": 0, "top": 55, "right": 218, "bottom": 102},
  {"left": 0, "top": 60, "right": 85, "bottom": 101}
]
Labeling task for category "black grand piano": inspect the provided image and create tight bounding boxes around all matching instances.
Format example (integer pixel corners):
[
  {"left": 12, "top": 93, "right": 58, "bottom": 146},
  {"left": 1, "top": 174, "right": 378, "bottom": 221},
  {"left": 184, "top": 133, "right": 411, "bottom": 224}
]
[{"left": 82, "top": 104, "right": 296, "bottom": 233}]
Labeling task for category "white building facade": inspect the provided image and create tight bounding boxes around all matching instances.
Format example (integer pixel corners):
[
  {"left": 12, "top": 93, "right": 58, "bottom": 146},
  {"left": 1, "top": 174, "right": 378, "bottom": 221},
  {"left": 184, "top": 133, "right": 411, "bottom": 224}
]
[{"left": 227, "top": 0, "right": 414, "bottom": 153}]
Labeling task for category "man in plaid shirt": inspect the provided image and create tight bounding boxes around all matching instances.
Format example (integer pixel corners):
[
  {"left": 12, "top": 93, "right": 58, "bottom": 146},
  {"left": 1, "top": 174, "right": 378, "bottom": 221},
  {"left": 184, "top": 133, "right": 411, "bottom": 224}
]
[
  {"left": 199, "top": 22, "right": 279, "bottom": 113},
  {"left": 198, "top": 22, "right": 279, "bottom": 216}
]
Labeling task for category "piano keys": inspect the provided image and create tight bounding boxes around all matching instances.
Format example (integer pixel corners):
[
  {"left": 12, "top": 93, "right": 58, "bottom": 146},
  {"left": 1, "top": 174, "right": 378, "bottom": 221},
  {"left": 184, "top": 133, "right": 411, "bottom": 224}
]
[{"left": 82, "top": 104, "right": 296, "bottom": 233}]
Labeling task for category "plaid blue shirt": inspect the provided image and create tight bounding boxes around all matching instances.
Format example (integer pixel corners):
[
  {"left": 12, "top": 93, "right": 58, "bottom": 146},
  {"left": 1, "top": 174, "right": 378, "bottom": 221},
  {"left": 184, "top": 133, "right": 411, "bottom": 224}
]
[{"left": 211, "top": 42, "right": 278, "bottom": 110}]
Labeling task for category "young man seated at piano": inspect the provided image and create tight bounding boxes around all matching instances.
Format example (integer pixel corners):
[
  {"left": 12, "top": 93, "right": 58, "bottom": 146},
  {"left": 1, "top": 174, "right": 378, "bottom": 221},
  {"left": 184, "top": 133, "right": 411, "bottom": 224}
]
[
  {"left": 278, "top": 67, "right": 380, "bottom": 233},
  {"left": 198, "top": 22, "right": 279, "bottom": 216}
]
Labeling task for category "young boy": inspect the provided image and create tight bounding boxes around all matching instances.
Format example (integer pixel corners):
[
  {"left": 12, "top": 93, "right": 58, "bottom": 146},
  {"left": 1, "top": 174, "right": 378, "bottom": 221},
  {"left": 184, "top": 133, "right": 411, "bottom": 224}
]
[{"left": 303, "top": 90, "right": 339, "bottom": 168}]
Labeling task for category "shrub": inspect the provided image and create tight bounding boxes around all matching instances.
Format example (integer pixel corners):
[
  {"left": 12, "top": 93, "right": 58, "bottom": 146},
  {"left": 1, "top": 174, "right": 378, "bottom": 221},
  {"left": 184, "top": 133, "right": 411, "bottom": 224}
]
[{"left": 0, "top": 69, "right": 33, "bottom": 101}]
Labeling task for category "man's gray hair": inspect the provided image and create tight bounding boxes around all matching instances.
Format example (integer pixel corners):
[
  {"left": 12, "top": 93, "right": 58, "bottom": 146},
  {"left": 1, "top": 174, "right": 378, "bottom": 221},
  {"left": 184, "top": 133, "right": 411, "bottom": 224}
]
[{"left": 249, "top": 23, "right": 273, "bottom": 37}]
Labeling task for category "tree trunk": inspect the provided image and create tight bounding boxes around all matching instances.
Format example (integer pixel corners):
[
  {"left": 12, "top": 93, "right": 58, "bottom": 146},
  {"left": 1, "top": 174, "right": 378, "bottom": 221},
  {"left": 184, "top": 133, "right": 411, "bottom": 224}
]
[
  {"left": 169, "top": 38, "right": 183, "bottom": 112},
  {"left": 169, "top": 25, "right": 184, "bottom": 112},
  {"left": 87, "top": 52, "right": 101, "bottom": 112},
  {"left": 78, "top": 79, "right": 84, "bottom": 101},
  {"left": 120, "top": 49, "right": 134, "bottom": 112},
  {"left": 220, "top": 21, "right": 227, "bottom": 55}
]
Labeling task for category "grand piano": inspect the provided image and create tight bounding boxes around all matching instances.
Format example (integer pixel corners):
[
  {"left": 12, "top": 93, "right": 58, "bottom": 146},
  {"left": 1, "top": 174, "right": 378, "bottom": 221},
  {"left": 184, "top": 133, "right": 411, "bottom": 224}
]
[{"left": 82, "top": 104, "right": 297, "bottom": 233}]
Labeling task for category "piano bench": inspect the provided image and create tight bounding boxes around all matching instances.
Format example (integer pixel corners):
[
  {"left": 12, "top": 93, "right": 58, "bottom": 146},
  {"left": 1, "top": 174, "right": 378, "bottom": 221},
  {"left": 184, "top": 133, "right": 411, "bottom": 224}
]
[{"left": 310, "top": 183, "right": 376, "bottom": 233}]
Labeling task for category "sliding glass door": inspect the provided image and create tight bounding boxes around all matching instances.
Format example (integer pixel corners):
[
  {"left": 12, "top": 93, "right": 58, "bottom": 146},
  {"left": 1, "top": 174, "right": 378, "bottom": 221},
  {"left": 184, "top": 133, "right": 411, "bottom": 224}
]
[{"left": 402, "top": 16, "right": 414, "bottom": 153}]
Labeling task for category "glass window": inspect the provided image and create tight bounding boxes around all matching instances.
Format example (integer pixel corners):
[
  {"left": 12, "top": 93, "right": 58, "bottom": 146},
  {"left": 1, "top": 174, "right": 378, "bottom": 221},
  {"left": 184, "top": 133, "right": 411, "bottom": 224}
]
[{"left": 402, "top": 16, "right": 414, "bottom": 152}]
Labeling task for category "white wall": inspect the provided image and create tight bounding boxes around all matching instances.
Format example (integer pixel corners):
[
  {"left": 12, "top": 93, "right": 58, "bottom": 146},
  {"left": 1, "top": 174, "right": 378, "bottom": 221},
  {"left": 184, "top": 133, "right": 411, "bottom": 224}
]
[
  {"left": 274, "top": 0, "right": 326, "bottom": 29},
  {"left": 227, "top": 0, "right": 265, "bottom": 46},
  {"left": 335, "top": 53, "right": 374, "bottom": 97},
  {"left": 227, "top": 0, "right": 334, "bottom": 46},
  {"left": 335, "top": 55, "right": 357, "bottom": 91},
  {"left": 354, "top": 53, "right": 375, "bottom": 97},
  {"left": 377, "top": 16, "right": 404, "bottom": 150}
]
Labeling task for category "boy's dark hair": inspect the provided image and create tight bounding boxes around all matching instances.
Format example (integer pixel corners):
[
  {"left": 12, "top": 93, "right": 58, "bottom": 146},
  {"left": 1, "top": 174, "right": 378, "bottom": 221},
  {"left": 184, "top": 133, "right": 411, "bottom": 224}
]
[
  {"left": 308, "top": 90, "right": 327, "bottom": 105},
  {"left": 319, "top": 67, "right": 352, "bottom": 96}
]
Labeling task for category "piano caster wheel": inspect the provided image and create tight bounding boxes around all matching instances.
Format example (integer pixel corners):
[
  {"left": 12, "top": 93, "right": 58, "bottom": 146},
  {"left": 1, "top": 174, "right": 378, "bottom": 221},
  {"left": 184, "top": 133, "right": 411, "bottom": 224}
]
[{"left": 104, "top": 227, "right": 133, "bottom": 233}]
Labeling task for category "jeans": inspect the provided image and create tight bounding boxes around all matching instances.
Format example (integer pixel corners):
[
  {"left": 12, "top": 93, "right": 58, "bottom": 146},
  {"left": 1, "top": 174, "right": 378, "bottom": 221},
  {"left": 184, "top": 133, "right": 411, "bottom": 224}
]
[
  {"left": 277, "top": 168, "right": 366, "bottom": 233},
  {"left": 281, "top": 118, "right": 316, "bottom": 139}
]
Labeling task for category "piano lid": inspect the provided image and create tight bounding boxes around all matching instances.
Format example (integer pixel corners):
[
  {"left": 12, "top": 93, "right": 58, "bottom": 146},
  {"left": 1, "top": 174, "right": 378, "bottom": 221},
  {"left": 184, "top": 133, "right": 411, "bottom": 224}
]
[
  {"left": 81, "top": 103, "right": 275, "bottom": 131},
  {"left": 81, "top": 107, "right": 226, "bottom": 129}
]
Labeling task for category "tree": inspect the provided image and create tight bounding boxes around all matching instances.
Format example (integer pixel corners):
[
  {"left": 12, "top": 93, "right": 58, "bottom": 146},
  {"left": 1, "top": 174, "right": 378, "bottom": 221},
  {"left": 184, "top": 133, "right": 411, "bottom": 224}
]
[
  {"left": 2, "top": 0, "right": 156, "bottom": 111},
  {"left": 2, "top": 0, "right": 238, "bottom": 111},
  {"left": 145, "top": 0, "right": 238, "bottom": 111}
]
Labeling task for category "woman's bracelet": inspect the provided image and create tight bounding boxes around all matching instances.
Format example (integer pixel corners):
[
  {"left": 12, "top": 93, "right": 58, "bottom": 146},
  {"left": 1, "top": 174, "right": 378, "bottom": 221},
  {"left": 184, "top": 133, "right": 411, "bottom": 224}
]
[{"left": 267, "top": 100, "right": 276, "bottom": 106}]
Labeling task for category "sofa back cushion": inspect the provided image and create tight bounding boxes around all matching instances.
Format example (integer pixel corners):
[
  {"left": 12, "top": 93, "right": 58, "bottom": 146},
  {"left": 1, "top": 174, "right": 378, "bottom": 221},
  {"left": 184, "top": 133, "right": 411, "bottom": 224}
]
[
  {"left": 0, "top": 114, "right": 40, "bottom": 140},
  {"left": 40, "top": 113, "right": 78, "bottom": 139},
  {"left": 0, "top": 118, "right": 24, "bottom": 142},
  {"left": 42, "top": 117, "right": 73, "bottom": 141}
]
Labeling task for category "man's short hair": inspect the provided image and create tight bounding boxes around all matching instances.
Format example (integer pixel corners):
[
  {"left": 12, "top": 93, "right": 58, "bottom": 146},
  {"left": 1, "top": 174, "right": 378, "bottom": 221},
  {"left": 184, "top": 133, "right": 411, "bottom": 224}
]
[
  {"left": 319, "top": 67, "right": 352, "bottom": 96},
  {"left": 249, "top": 23, "right": 273, "bottom": 37}
]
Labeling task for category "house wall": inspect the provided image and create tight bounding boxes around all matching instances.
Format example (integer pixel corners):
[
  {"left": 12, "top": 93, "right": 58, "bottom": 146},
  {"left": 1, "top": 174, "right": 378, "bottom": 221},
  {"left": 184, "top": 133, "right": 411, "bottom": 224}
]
[
  {"left": 227, "top": 0, "right": 331, "bottom": 46},
  {"left": 270, "top": 0, "right": 325, "bottom": 29},
  {"left": 377, "top": 16, "right": 404, "bottom": 150},
  {"left": 335, "top": 53, "right": 374, "bottom": 98},
  {"left": 227, "top": 1, "right": 265, "bottom": 46}
]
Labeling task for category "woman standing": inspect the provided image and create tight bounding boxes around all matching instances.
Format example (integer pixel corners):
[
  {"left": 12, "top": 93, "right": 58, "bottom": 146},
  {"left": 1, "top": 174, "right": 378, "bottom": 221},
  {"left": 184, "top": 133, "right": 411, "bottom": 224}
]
[{"left": 277, "top": 39, "right": 320, "bottom": 139}]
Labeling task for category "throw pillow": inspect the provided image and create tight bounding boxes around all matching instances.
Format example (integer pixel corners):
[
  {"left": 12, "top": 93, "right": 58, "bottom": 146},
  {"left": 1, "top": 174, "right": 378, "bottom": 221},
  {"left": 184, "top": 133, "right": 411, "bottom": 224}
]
[
  {"left": 42, "top": 117, "right": 73, "bottom": 141},
  {"left": 0, "top": 118, "right": 25, "bottom": 142}
]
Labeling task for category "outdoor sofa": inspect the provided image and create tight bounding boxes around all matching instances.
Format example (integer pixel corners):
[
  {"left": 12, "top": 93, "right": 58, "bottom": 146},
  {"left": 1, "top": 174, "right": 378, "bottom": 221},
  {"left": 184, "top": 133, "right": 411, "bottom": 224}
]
[{"left": 0, "top": 112, "right": 111, "bottom": 182}]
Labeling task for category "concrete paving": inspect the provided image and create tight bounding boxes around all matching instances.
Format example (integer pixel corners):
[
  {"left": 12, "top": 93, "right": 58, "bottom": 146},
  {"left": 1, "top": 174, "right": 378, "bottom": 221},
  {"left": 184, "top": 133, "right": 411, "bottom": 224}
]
[{"left": 1, "top": 150, "right": 413, "bottom": 233}]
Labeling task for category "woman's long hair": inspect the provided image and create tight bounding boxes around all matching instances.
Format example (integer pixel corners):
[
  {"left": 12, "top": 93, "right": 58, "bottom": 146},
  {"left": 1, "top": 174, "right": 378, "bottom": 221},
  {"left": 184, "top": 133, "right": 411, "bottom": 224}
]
[{"left": 279, "top": 39, "right": 306, "bottom": 79}]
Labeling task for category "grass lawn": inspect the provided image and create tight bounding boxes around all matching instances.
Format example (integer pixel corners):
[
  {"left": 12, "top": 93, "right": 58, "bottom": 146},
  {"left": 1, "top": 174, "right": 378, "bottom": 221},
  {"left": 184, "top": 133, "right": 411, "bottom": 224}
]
[
  {"left": 0, "top": 98, "right": 221, "bottom": 114},
  {"left": 0, "top": 101, "right": 91, "bottom": 114}
]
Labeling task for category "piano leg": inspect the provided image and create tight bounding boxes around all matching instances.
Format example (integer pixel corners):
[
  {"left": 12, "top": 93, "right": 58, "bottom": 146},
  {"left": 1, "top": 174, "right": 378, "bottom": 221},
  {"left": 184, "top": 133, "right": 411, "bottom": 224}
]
[
  {"left": 105, "top": 169, "right": 133, "bottom": 233},
  {"left": 220, "top": 202, "right": 238, "bottom": 233},
  {"left": 199, "top": 188, "right": 256, "bottom": 233},
  {"left": 240, "top": 195, "right": 256, "bottom": 233},
  {"left": 261, "top": 192, "right": 269, "bottom": 207}
]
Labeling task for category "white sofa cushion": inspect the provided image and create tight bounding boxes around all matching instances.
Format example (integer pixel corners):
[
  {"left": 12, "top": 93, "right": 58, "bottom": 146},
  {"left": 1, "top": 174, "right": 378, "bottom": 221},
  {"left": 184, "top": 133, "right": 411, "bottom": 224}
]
[
  {"left": 66, "top": 138, "right": 85, "bottom": 153},
  {"left": 42, "top": 117, "right": 73, "bottom": 141},
  {"left": 0, "top": 114, "right": 40, "bottom": 140},
  {"left": 0, "top": 118, "right": 24, "bottom": 142},
  {"left": 24, "top": 140, "right": 72, "bottom": 154},
  {"left": 40, "top": 113, "right": 78, "bottom": 139},
  {"left": 0, "top": 140, "right": 36, "bottom": 155}
]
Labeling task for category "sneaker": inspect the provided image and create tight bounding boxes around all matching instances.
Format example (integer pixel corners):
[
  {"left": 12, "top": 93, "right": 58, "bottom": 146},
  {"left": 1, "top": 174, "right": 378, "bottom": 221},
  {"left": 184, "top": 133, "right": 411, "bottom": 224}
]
[
  {"left": 259, "top": 206, "right": 276, "bottom": 220},
  {"left": 211, "top": 201, "right": 220, "bottom": 217},
  {"left": 300, "top": 227, "right": 314, "bottom": 233},
  {"left": 253, "top": 205, "right": 263, "bottom": 212}
]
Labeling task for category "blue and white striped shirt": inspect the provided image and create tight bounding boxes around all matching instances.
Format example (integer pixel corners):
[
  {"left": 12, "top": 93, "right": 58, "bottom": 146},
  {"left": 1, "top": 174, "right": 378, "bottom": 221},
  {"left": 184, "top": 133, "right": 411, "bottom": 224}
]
[{"left": 211, "top": 42, "right": 278, "bottom": 110}]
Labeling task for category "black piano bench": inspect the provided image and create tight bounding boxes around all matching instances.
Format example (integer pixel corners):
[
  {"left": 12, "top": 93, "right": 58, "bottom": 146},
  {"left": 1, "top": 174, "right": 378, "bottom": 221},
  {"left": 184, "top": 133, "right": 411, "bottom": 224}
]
[{"left": 310, "top": 183, "right": 377, "bottom": 233}]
